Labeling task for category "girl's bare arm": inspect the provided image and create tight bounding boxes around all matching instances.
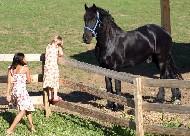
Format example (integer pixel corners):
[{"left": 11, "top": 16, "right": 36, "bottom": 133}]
[
  {"left": 58, "top": 46, "right": 64, "bottom": 57},
  {"left": 58, "top": 46, "right": 65, "bottom": 64},
  {"left": 25, "top": 66, "right": 31, "bottom": 83},
  {"left": 6, "top": 69, "right": 12, "bottom": 101}
]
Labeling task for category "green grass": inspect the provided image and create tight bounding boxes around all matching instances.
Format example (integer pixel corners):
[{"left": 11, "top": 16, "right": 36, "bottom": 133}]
[
  {"left": 0, "top": 109, "right": 183, "bottom": 136},
  {"left": 0, "top": 0, "right": 189, "bottom": 54},
  {"left": 0, "top": 109, "right": 135, "bottom": 136},
  {"left": 0, "top": 0, "right": 189, "bottom": 72}
]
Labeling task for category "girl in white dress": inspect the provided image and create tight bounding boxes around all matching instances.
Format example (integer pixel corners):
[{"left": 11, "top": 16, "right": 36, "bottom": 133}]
[
  {"left": 6, "top": 53, "right": 35, "bottom": 134},
  {"left": 43, "top": 35, "right": 64, "bottom": 103}
]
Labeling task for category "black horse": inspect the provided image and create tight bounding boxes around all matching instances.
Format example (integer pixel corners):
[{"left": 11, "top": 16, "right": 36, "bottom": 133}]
[{"left": 82, "top": 4, "right": 183, "bottom": 111}]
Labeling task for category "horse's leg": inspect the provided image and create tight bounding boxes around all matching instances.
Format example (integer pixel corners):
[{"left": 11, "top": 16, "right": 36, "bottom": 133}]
[
  {"left": 167, "top": 54, "right": 182, "bottom": 104},
  {"left": 153, "top": 55, "right": 167, "bottom": 103},
  {"left": 114, "top": 79, "right": 124, "bottom": 111},
  {"left": 105, "top": 76, "right": 115, "bottom": 110},
  {"left": 171, "top": 88, "right": 181, "bottom": 104},
  {"left": 157, "top": 63, "right": 167, "bottom": 103}
]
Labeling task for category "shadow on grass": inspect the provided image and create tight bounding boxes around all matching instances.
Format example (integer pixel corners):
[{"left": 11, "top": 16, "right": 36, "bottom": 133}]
[
  {"left": 172, "top": 42, "right": 190, "bottom": 74},
  {"left": 57, "top": 91, "right": 105, "bottom": 109},
  {"left": 70, "top": 42, "right": 190, "bottom": 78},
  {"left": 0, "top": 111, "right": 15, "bottom": 126},
  {"left": 109, "top": 125, "right": 135, "bottom": 136},
  {"left": 57, "top": 112, "right": 134, "bottom": 136},
  {"left": 28, "top": 91, "right": 43, "bottom": 96},
  {"left": 0, "top": 111, "right": 26, "bottom": 127},
  {"left": 58, "top": 91, "right": 99, "bottom": 103}
]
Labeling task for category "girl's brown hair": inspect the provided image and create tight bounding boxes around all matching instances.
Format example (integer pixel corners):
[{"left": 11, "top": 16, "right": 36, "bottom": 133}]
[{"left": 10, "top": 53, "right": 26, "bottom": 69}]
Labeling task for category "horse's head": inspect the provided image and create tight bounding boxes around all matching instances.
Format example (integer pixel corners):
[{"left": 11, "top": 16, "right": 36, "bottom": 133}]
[{"left": 83, "top": 4, "right": 101, "bottom": 44}]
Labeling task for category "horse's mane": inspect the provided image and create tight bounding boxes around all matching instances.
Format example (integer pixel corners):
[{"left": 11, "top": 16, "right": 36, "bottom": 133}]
[
  {"left": 97, "top": 7, "right": 114, "bottom": 22},
  {"left": 96, "top": 7, "right": 122, "bottom": 31}
]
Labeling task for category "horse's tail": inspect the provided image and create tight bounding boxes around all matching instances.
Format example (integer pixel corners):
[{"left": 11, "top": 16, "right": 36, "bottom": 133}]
[{"left": 167, "top": 54, "right": 183, "bottom": 80}]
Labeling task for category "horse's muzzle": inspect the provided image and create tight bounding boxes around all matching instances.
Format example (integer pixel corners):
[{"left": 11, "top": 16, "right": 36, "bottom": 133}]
[{"left": 82, "top": 33, "right": 91, "bottom": 44}]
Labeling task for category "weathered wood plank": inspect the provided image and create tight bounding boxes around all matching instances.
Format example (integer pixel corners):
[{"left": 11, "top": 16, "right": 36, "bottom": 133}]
[
  {"left": 0, "top": 54, "right": 15, "bottom": 61},
  {"left": 31, "top": 96, "right": 43, "bottom": 105},
  {"left": 0, "top": 54, "right": 136, "bottom": 84},
  {"left": 142, "top": 78, "right": 190, "bottom": 89},
  {"left": 53, "top": 100, "right": 135, "bottom": 129},
  {"left": 63, "top": 58, "right": 137, "bottom": 84},
  {"left": 31, "top": 74, "right": 43, "bottom": 83},
  {"left": 0, "top": 97, "right": 9, "bottom": 106},
  {"left": 0, "top": 105, "right": 9, "bottom": 109},
  {"left": 134, "top": 78, "right": 144, "bottom": 136},
  {"left": 0, "top": 75, "right": 7, "bottom": 83},
  {"left": 0, "top": 74, "right": 43, "bottom": 83},
  {"left": 0, "top": 104, "right": 43, "bottom": 109},
  {"left": 143, "top": 102, "right": 190, "bottom": 114},
  {"left": 144, "top": 124, "right": 190, "bottom": 136},
  {"left": 0, "top": 96, "right": 43, "bottom": 108},
  {"left": 0, "top": 54, "right": 45, "bottom": 62}
]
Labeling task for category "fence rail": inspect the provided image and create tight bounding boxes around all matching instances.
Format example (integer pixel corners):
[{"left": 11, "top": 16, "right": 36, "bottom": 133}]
[
  {"left": 53, "top": 101, "right": 135, "bottom": 129},
  {"left": 0, "top": 74, "right": 43, "bottom": 83},
  {"left": 1, "top": 54, "right": 190, "bottom": 136},
  {"left": 143, "top": 78, "right": 190, "bottom": 88},
  {"left": 0, "top": 54, "right": 44, "bottom": 61}
]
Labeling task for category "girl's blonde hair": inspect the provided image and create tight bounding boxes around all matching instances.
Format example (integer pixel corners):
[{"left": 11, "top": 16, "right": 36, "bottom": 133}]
[{"left": 51, "top": 35, "right": 63, "bottom": 47}]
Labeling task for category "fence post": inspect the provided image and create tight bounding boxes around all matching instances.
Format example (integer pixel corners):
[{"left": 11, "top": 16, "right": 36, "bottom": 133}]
[
  {"left": 41, "top": 54, "right": 51, "bottom": 117},
  {"left": 43, "top": 88, "right": 52, "bottom": 117},
  {"left": 160, "top": 0, "right": 171, "bottom": 34},
  {"left": 134, "top": 78, "right": 144, "bottom": 136}
]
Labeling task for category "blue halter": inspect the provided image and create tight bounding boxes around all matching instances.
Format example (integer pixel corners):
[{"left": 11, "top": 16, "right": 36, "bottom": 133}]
[{"left": 84, "top": 11, "right": 101, "bottom": 37}]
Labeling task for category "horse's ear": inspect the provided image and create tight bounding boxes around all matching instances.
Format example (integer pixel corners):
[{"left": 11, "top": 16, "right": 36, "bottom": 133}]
[
  {"left": 92, "top": 3, "right": 97, "bottom": 8},
  {"left": 84, "top": 3, "right": 88, "bottom": 10}
]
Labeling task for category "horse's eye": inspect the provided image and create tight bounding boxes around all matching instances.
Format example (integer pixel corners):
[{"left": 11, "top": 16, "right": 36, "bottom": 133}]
[
  {"left": 90, "top": 18, "right": 96, "bottom": 22},
  {"left": 86, "top": 19, "right": 94, "bottom": 24}
]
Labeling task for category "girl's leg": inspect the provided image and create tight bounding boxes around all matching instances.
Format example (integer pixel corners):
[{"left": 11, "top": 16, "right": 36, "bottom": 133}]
[
  {"left": 53, "top": 88, "right": 62, "bottom": 101},
  {"left": 53, "top": 88, "right": 58, "bottom": 100},
  {"left": 48, "top": 88, "right": 53, "bottom": 100},
  {"left": 7, "top": 110, "right": 26, "bottom": 134},
  {"left": 26, "top": 111, "right": 35, "bottom": 131}
]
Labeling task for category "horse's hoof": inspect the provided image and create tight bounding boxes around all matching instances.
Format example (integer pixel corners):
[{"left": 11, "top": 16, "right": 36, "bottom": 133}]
[
  {"left": 117, "top": 104, "right": 124, "bottom": 111},
  {"left": 105, "top": 102, "right": 114, "bottom": 110},
  {"left": 173, "top": 99, "right": 181, "bottom": 105},
  {"left": 155, "top": 98, "right": 165, "bottom": 103},
  {"left": 112, "top": 104, "right": 124, "bottom": 112},
  {"left": 112, "top": 104, "right": 118, "bottom": 112},
  {"left": 105, "top": 105, "right": 112, "bottom": 110}
]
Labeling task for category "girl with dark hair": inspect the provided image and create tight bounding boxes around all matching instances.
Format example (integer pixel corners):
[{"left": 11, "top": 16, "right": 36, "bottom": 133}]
[{"left": 6, "top": 53, "right": 35, "bottom": 134}]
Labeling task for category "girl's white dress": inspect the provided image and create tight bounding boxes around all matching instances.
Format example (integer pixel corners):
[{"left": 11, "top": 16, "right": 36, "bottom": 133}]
[
  {"left": 11, "top": 69, "right": 35, "bottom": 111},
  {"left": 43, "top": 44, "right": 59, "bottom": 89}
]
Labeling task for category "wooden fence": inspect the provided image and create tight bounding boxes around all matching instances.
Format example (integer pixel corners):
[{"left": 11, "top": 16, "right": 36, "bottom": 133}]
[
  {"left": 1, "top": 54, "right": 190, "bottom": 136},
  {"left": 160, "top": 0, "right": 171, "bottom": 34}
]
